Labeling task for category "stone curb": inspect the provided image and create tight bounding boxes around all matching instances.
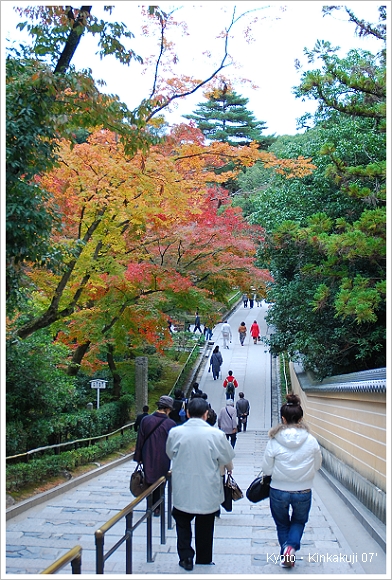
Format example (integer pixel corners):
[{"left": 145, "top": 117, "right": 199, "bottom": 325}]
[{"left": 6, "top": 451, "right": 134, "bottom": 521}]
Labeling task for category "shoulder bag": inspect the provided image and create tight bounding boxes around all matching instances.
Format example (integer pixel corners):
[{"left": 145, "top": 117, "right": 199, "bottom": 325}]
[{"left": 246, "top": 471, "right": 271, "bottom": 503}]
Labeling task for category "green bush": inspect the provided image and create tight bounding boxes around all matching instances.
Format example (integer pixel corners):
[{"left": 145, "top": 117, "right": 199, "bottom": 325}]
[
  {"left": 6, "top": 430, "right": 136, "bottom": 492},
  {"left": 6, "top": 397, "right": 133, "bottom": 456},
  {"left": 6, "top": 422, "right": 28, "bottom": 456}
]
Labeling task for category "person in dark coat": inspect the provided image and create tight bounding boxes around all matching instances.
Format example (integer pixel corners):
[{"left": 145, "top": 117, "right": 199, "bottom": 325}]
[
  {"left": 194, "top": 310, "right": 202, "bottom": 333},
  {"left": 190, "top": 382, "right": 203, "bottom": 398},
  {"left": 134, "top": 405, "right": 149, "bottom": 432},
  {"left": 134, "top": 396, "right": 176, "bottom": 515},
  {"left": 236, "top": 393, "right": 250, "bottom": 432},
  {"left": 210, "top": 345, "right": 223, "bottom": 380},
  {"left": 170, "top": 389, "right": 188, "bottom": 425}
]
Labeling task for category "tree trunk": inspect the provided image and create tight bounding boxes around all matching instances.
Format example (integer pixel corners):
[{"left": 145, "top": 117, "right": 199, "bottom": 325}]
[
  {"left": 107, "top": 344, "right": 122, "bottom": 399},
  {"left": 54, "top": 6, "right": 92, "bottom": 74},
  {"left": 67, "top": 341, "right": 91, "bottom": 375}
]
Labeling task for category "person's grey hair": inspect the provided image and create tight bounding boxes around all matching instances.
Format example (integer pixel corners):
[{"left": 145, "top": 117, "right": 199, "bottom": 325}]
[
  {"left": 187, "top": 397, "right": 209, "bottom": 417},
  {"left": 226, "top": 399, "right": 234, "bottom": 406}
]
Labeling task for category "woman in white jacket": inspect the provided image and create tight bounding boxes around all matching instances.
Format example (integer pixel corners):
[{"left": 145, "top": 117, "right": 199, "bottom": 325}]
[{"left": 261, "top": 393, "right": 322, "bottom": 568}]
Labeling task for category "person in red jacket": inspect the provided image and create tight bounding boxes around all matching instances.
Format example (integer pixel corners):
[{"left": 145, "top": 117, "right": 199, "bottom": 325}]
[
  {"left": 250, "top": 320, "right": 260, "bottom": 344},
  {"left": 223, "top": 370, "right": 239, "bottom": 400}
]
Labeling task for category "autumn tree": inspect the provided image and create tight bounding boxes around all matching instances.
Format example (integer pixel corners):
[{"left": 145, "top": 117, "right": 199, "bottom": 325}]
[
  {"left": 6, "top": 4, "right": 272, "bottom": 306},
  {"left": 8, "top": 125, "right": 313, "bottom": 382}
]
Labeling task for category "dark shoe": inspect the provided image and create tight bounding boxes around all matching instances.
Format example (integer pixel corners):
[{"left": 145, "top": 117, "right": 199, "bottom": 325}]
[
  {"left": 196, "top": 561, "right": 215, "bottom": 565},
  {"left": 179, "top": 557, "right": 193, "bottom": 571}
]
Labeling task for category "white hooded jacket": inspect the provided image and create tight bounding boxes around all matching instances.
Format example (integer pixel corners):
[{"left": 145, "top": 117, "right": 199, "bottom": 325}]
[{"left": 261, "top": 422, "right": 322, "bottom": 492}]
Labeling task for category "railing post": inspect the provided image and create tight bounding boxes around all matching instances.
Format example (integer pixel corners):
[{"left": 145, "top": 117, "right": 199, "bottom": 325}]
[
  {"left": 71, "top": 552, "right": 82, "bottom": 574},
  {"left": 167, "top": 473, "right": 173, "bottom": 530},
  {"left": 160, "top": 483, "right": 166, "bottom": 544},
  {"left": 125, "top": 512, "right": 133, "bottom": 574},
  {"left": 146, "top": 494, "right": 153, "bottom": 562},
  {"left": 95, "top": 530, "right": 104, "bottom": 574}
]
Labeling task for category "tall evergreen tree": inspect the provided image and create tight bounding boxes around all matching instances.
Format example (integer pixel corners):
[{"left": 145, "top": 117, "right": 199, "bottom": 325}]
[{"left": 184, "top": 87, "right": 275, "bottom": 148}]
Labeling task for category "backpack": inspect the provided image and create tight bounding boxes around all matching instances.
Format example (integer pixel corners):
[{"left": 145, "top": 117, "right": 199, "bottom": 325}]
[{"left": 226, "top": 380, "right": 235, "bottom": 397}]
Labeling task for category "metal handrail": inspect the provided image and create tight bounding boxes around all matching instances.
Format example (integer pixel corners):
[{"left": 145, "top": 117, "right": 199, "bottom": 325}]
[
  {"left": 6, "top": 422, "right": 136, "bottom": 464},
  {"left": 282, "top": 352, "right": 289, "bottom": 395},
  {"left": 169, "top": 342, "right": 201, "bottom": 396},
  {"left": 95, "top": 471, "right": 173, "bottom": 574},
  {"left": 40, "top": 545, "right": 82, "bottom": 574}
]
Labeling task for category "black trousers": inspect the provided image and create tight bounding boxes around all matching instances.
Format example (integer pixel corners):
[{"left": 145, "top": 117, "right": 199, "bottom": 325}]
[
  {"left": 225, "top": 432, "right": 237, "bottom": 448},
  {"left": 172, "top": 507, "right": 215, "bottom": 564}
]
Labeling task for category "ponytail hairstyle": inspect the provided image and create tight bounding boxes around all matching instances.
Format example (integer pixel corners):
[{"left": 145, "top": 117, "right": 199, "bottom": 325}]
[{"left": 281, "top": 393, "right": 303, "bottom": 424}]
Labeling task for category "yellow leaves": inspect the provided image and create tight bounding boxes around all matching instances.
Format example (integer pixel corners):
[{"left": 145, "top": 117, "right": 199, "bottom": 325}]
[{"left": 173, "top": 137, "right": 315, "bottom": 181}]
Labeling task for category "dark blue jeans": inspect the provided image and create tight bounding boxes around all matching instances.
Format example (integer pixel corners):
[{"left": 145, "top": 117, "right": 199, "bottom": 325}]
[{"left": 269, "top": 487, "right": 312, "bottom": 554}]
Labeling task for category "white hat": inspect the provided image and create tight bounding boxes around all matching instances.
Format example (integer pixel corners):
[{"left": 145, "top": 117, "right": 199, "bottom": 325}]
[{"left": 226, "top": 399, "right": 234, "bottom": 406}]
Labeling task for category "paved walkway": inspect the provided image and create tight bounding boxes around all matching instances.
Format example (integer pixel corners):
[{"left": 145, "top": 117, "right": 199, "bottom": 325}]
[{"left": 5, "top": 302, "right": 387, "bottom": 577}]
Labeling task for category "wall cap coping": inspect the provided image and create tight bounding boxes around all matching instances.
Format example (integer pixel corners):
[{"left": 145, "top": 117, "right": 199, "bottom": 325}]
[{"left": 293, "top": 363, "right": 386, "bottom": 394}]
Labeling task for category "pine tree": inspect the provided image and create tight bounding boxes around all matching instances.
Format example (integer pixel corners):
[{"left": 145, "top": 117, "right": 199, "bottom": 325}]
[{"left": 184, "top": 88, "right": 275, "bottom": 148}]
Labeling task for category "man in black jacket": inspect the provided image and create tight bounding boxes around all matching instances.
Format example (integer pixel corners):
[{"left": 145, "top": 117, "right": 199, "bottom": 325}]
[
  {"left": 236, "top": 392, "right": 250, "bottom": 432},
  {"left": 134, "top": 405, "right": 149, "bottom": 432}
]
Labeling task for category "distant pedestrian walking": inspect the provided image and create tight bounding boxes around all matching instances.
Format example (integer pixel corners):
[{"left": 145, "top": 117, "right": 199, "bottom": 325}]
[
  {"left": 204, "top": 325, "right": 213, "bottom": 340},
  {"left": 190, "top": 382, "right": 203, "bottom": 398},
  {"left": 210, "top": 345, "right": 223, "bottom": 380},
  {"left": 170, "top": 390, "right": 188, "bottom": 425},
  {"left": 134, "top": 405, "right": 149, "bottom": 432},
  {"left": 238, "top": 321, "right": 247, "bottom": 346},
  {"left": 223, "top": 370, "right": 238, "bottom": 400},
  {"left": 242, "top": 293, "right": 248, "bottom": 307},
  {"left": 236, "top": 393, "right": 250, "bottom": 432},
  {"left": 218, "top": 399, "right": 238, "bottom": 449},
  {"left": 261, "top": 393, "right": 322, "bottom": 568},
  {"left": 249, "top": 295, "right": 254, "bottom": 308},
  {"left": 194, "top": 310, "right": 202, "bottom": 333},
  {"left": 221, "top": 320, "right": 232, "bottom": 349},
  {"left": 250, "top": 320, "right": 260, "bottom": 344}
]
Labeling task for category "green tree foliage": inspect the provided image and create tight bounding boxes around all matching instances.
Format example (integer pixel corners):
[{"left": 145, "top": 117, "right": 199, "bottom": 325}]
[
  {"left": 6, "top": 328, "right": 78, "bottom": 451},
  {"left": 236, "top": 11, "right": 386, "bottom": 378},
  {"left": 184, "top": 87, "right": 276, "bottom": 193},
  {"left": 184, "top": 86, "right": 275, "bottom": 148}
]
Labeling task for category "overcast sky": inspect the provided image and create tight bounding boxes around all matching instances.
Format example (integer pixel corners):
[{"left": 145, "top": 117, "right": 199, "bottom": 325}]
[{"left": 2, "top": 1, "right": 385, "bottom": 135}]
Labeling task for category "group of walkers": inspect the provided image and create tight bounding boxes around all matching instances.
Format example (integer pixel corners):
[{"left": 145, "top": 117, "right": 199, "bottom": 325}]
[
  {"left": 242, "top": 292, "right": 262, "bottom": 308},
  {"left": 133, "top": 392, "right": 321, "bottom": 571},
  {"left": 191, "top": 307, "right": 264, "bottom": 350},
  {"left": 133, "top": 302, "right": 321, "bottom": 571}
]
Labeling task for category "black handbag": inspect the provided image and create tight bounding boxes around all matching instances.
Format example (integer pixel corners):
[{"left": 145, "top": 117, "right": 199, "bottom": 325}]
[
  {"left": 221, "top": 473, "right": 243, "bottom": 511},
  {"left": 130, "top": 463, "right": 149, "bottom": 497},
  {"left": 246, "top": 472, "right": 271, "bottom": 503},
  {"left": 221, "top": 475, "right": 232, "bottom": 512}
]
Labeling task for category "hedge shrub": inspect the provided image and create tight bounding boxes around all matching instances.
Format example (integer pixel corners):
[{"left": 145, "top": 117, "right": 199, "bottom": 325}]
[{"left": 6, "top": 430, "right": 136, "bottom": 492}]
